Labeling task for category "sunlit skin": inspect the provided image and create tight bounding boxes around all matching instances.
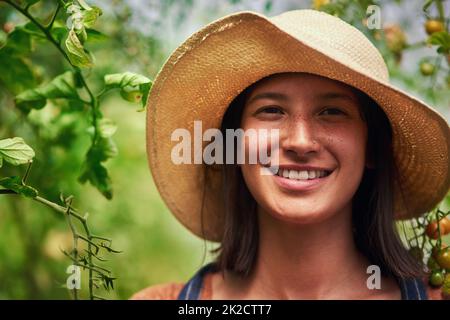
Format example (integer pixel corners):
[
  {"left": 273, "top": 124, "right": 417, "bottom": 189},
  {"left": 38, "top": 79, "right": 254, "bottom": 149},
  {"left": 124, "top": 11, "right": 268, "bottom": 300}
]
[{"left": 210, "top": 72, "right": 402, "bottom": 299}]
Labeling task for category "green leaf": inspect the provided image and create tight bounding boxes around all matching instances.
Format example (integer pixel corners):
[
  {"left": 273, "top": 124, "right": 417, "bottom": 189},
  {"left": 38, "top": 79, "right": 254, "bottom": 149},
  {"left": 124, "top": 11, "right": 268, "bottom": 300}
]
[
  {"left": 85, "top": 29, "right": 108, "bottom": 42},
  {"left": 78, "top": 160, "right": 113, "bottom": 199},
  {"left": 119, "top": 89, "right": 143, "bottom": 103},
  {"left": 15, "top": 71, "right": 80, "bottom": 112},
  {"left": 104, "top": 72, "right": 152, "bottom": 109},
  {"left": 0, "top": 176, "right": 38, "bottom": 198},
  {"left": 139, "top": 82, "right": 151, "bottom": 109},
  {"left": 0, "top": 52, "right": 37, "bottom": 94},
  {"left": 104, "top": 72, "right": 151, "bottom": 89},
  {"left": 50, "top": 26, "right": 68, "bottom": 44},
  {"left": 15, "top": 22, "right": 45, "bottom": 40},
  {"left": 0, "top": 27, "right": 32, "bottom": 56},
  {"left": 0, "top": 137, "right": 35, "bottom": 167},
  {"left": 86, "top": 136, "right": 118, "bottom": 162},
  {"left": 0, "top": 30, "right": 7, "bottom": 49},
  {"left": 65, "top": 29, "right": 93, "bottom": 68},
  {"left": 82, "top": 7, "right": 102, "bottom": 28},
  {"left": 428, "top": 31, "right": 450, "bottom": 54}
]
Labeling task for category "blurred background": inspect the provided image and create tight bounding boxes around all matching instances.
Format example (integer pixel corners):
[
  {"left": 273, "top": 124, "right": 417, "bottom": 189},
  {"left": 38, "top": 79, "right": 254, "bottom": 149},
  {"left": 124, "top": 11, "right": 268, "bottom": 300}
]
[{"left": 0, "top": 0, "right": 449, "bottom": 299}]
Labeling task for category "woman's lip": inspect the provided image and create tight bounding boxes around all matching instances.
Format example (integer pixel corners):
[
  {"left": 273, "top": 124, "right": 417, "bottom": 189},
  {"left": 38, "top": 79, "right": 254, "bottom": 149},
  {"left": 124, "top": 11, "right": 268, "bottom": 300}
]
[{"left": 271, "top": 170, "right": 333, "bottom": 192}]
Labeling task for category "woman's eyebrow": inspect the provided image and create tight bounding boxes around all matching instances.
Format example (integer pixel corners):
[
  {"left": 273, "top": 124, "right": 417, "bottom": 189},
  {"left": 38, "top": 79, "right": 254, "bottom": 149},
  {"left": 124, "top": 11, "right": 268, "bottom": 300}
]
[
  {"left": 315, "top": 92, "right": 358, "bottom": 104},
  {"left": 246, "top": 92, "right": 289, "bottom": 105},
  {"left": 245, "top": 91, "right": 358, "bottom": 106}
]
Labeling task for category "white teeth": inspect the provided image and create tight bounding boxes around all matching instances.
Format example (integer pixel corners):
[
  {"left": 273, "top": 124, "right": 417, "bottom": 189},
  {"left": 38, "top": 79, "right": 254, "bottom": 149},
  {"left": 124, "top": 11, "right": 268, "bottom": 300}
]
[
  {"left": 276, "top": 169, "right": 329, "bottom": 180},
  {"left": 288, "top": 170, "right": 298, "bottom": 179},
  {"left": 298, "top": 171, "right": 309, "bottom": 179}
]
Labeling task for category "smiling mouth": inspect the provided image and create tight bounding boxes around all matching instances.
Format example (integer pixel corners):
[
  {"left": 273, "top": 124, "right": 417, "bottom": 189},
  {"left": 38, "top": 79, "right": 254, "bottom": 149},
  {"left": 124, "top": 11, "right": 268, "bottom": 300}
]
[{"left": 266, "top": 167, "right": 333, "bottom": 181}]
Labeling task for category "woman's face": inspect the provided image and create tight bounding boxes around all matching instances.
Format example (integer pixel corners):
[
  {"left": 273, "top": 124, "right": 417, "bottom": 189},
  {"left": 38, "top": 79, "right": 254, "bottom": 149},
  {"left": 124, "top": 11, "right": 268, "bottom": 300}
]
[{"left": 240, "top": 72, "right": 369, "bottom": 224}]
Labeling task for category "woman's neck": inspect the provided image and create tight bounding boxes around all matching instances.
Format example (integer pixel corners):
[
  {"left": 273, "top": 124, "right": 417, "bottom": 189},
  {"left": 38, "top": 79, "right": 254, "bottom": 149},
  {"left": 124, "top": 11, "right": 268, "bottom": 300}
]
[{"left": 214, "top": 204, "right": 400, "bottom": 299}]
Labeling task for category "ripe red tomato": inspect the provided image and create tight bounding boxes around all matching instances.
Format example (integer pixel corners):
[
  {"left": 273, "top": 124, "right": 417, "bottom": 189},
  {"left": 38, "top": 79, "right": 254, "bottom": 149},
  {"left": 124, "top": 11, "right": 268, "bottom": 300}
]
[{"left": 426, "top": 218, "right": 450, "bottom": 239}]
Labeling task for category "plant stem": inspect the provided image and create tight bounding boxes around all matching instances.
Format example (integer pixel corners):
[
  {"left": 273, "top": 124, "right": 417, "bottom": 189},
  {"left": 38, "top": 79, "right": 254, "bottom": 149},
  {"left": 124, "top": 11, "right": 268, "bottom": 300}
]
[{"left": 2, "top": 0, "right": 96, "bottom": 109}]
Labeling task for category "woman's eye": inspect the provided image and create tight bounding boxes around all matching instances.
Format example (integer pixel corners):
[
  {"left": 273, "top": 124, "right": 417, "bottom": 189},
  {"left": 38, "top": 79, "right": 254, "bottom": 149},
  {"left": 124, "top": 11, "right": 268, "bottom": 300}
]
[
  {"left": 257, "top": 106, "right": 283, "bottom": 114},
  {"left": 320, "top": 107, "right": 346, "bottom": 116}
]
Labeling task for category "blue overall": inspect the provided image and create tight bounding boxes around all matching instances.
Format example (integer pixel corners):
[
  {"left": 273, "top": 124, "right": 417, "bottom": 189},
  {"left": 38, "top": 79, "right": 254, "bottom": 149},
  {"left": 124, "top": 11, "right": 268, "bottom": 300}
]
[{"left": 177, "top": 262, "right": 428, "bottom": 300}]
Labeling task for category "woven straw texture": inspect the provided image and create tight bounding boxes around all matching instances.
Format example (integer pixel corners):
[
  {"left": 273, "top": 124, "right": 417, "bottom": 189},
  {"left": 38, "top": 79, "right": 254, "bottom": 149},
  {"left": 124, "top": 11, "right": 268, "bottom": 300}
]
[{"left": 146, "top": 9, "right": 450, "bottom": 242}]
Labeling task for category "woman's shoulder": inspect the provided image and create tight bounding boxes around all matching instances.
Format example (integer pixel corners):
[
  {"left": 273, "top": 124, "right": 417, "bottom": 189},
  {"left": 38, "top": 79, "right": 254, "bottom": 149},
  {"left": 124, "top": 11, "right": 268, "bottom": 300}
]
[{"left": 130, "top": 282, "right": 185, "bottom": 300}]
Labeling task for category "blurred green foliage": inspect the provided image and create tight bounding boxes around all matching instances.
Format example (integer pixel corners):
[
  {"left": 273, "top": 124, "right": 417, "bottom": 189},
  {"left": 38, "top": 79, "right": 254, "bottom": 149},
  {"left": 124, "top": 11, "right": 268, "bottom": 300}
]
[{"left": 0, "top": 0, "right": 449, "bottom": 299}]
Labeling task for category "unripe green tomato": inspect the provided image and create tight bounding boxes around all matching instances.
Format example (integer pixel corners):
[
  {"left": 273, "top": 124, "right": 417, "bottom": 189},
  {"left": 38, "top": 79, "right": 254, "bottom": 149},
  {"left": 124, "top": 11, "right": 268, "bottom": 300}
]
[
  {"left": 429, "top": 270, "right": 444, "bottom": 287},
  {"left": 420, "top": 62, "right": 435, "bottom": 76}
]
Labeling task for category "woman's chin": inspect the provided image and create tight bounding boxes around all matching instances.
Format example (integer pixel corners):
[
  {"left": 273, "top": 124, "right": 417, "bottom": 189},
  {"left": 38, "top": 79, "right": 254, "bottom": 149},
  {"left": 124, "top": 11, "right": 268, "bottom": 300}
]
[{"left": 265, "top": 205, "right": 333, "bottom": 225}]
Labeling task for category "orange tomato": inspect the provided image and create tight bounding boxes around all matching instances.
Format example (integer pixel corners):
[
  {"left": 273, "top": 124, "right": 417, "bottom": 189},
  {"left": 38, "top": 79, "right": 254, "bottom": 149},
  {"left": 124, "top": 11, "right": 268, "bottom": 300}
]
[
  {"left": 426, "top": 218, "right": 450, "bottom": 239},
  {"left": 424, "top": 20, "right": 445, "bottom": 35}
]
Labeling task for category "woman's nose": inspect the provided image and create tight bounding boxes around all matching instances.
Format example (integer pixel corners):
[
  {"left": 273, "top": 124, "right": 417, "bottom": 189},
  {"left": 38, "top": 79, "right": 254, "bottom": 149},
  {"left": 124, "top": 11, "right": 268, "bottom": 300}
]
[{"left": 280, "top": 119, "right": 321, "bottom": 158}]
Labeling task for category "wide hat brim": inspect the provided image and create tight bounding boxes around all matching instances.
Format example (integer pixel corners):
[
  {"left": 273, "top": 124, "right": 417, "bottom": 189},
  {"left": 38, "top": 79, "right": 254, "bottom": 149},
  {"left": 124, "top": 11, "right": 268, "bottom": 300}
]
[{"left": 146, "top": 9, "right": 450, "bottom": 242}]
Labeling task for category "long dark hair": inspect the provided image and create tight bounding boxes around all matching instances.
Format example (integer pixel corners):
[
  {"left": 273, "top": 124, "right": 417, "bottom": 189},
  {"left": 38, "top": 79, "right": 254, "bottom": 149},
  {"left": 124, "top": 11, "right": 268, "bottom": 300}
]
[{"left": 210, "top": 72, "right": 424, "bottom": 280}]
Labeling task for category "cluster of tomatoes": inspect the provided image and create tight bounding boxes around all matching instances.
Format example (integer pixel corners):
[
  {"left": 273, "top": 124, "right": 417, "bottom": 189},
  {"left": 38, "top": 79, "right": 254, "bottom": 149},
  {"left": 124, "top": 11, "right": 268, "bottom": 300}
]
[
  {"left": 424, "top": 217, "right": 450, "bottom": 298},
  {"left": 420, "top": 19, "right": 447, "bottom": 77}
]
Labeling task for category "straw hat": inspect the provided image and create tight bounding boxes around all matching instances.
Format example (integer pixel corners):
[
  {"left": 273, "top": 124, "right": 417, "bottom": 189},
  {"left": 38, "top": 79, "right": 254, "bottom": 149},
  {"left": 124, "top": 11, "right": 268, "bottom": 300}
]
[{"left": 146, "top": 9, "right": 450, "bottom": 242}]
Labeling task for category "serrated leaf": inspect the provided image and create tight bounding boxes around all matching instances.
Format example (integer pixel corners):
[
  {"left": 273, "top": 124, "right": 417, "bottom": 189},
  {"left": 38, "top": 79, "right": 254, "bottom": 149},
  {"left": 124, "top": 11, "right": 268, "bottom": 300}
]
[
  {"left": 83, "top": 7, "right": 102, "bottom": 28},
  {"left": 104, "top": 72, "right": 151, "bottom": 89},
  {"left": 104, "top": 72, "right": 152, "bottom": 109},
  {"left": 0, "top": 137, "right": 35, "bottom": 167},
  {"left": 65, "top": 29, "right": 93, "bottom": 68},
  {"left": 78, "top": 160, "right": 113, "bottom": 199},
  {"left": 0, "top": 176, "right": 38, "bottom": 198},
  {"left": 15, "top": 71, "right": 80, "bottom": 112},
  {"left": 93, "top": 137, "right": 118, "bottom": 161}
]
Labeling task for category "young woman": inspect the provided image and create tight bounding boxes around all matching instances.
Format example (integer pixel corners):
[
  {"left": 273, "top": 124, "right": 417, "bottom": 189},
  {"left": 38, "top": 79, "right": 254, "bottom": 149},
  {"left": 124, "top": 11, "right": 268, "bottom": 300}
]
[{"left": 131, "top": 9, "right": 450, "bottom": 300}]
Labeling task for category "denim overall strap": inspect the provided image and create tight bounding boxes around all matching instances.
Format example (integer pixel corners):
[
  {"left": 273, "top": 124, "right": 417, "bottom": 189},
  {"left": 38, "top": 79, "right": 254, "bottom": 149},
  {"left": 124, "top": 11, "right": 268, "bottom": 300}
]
[
  {"left": 398, "top": 277, "right": 428, "bottom": 300},
  {"left": 177, "top": 263, "right": 216, "bottom": 300}
]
